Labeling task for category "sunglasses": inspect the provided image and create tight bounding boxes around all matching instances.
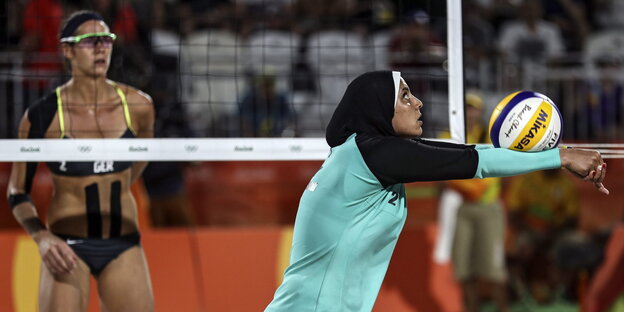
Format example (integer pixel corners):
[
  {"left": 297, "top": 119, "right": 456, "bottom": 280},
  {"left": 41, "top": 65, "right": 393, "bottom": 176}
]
[{"left": 60, "top": 32, "right": 117, "bottom": 48}]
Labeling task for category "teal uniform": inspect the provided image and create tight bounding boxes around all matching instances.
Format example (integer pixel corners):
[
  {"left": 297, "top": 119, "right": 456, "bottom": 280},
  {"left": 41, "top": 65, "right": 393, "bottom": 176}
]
[
  {"left": 265, "top": 71, "right": 562, "bottom": 312},
  {"left": 267, "top": 134, "right": 406, "bottom": 311},
  {"left": 265, "top": 135, "right": 561, "bottom": 312}
]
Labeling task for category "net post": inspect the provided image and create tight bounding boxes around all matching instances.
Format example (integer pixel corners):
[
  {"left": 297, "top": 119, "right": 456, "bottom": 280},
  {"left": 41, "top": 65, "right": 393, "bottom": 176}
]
[{"left": 447, "top": 0, "right": 465, "bottom": 143}]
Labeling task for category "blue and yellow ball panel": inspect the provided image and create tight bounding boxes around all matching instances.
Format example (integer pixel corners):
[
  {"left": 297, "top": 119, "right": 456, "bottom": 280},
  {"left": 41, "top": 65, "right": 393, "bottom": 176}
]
[{"left": 489, "top": 91, "right": 563, "bottom": 152}]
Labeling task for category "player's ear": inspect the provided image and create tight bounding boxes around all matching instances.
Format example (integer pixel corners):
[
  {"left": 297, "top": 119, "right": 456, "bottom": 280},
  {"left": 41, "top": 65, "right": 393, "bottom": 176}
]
[{"left": 61, "top": 43, "right": 74, "bottom": 61}]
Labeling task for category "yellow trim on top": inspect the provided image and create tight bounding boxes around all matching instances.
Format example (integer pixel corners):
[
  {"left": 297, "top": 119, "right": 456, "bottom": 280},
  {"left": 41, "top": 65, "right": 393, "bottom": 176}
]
[
  {"left": 111, "top": 82, "right": 136, "bottom": 136},
  {"left": 56, "top": 82, "right": 136, "bottom": 138},
  {"left": 55, "top": 87, "right": 65, "bottom": 138}
]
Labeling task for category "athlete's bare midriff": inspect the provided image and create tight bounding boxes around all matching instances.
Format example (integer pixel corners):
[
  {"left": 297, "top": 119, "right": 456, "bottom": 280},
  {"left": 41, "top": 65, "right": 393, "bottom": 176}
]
[{"left": 48, "top": 169, "right": 139, "bottom": 238}]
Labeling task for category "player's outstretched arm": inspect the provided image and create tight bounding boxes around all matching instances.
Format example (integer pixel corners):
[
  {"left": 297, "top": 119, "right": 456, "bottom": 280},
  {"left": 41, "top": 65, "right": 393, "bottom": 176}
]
[{"left": 474, "top": 147, "right": 609, "bottom": 194}]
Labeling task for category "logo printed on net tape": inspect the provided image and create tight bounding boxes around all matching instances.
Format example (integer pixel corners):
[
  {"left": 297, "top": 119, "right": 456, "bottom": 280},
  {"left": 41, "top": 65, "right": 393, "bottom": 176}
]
[
  {"left": 129, "top": 146, "right": 148, "bottom": 152},
  {"left": 20, "top": 146, "right": 41, "bottom": 153}
]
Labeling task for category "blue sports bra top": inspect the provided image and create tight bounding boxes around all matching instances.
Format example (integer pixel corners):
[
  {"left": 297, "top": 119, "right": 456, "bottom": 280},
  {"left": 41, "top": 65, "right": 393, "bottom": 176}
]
[{"left": 46, "top": 82, "right": 136, "bottom": 176}]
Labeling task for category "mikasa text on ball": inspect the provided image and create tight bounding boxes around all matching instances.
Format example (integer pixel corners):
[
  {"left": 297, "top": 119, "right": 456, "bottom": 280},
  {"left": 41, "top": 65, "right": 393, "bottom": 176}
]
[{"left": 489, "top": 91, "right": 562, "bottom": 152}]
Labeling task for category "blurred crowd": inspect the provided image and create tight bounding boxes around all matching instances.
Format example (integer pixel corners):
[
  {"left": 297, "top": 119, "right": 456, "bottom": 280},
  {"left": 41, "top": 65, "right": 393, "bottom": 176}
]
[{"left": 1, "top": 0, "right": 624, "bottom": 141}]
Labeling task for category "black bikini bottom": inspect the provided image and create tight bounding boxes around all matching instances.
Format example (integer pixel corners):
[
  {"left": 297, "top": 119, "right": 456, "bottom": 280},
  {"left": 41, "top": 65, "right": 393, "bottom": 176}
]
[{"left": 55, "top": 232, "right": 141, "bottom": 276}]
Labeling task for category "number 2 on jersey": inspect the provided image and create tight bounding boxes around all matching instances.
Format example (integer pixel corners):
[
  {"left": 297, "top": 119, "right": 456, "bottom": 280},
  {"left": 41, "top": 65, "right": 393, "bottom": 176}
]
[{"left": 388, "top": 191, "right": 399, "bottom": 206}]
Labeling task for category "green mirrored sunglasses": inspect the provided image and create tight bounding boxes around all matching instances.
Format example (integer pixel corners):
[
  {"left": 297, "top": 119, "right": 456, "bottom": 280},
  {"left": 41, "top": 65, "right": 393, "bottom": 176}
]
[{"left": 60, "top": 32, "right": 117, "bottom": 47}]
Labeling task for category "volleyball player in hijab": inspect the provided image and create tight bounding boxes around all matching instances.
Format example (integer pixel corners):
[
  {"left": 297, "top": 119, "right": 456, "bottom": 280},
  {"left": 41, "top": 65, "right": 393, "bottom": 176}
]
[
  {"left": 7, "top": 11, "right": 154, "bottom": 311},
  {"left": 265, "top": 71, "right": 607, "bottom": 311}
]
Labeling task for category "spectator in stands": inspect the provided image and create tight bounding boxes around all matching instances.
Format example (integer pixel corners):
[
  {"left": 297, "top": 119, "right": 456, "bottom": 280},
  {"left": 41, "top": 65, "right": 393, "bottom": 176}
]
[
  {"left": 496, "top": 0, "right": 565, "bottom": 90},
  {"left": 300, "top": 3, "right": 368, "bottom": 136},
  {"left": 92, "top": 0, "right": 149, "bottom": 89},
  {"left": 93, "top": 0, "right": 139, "bottom": 44},
  {"left": 20, "top": 0, "right": 63, "bottom": 71},
  {"left": 387, "top": 10, "right": 445, "bottom": 134},
  {"left": 20, "top": 0, "right": 64, "bottom": 103},
  {"left": 579, "top": 54, "right": 624, "bottom": 141},
  {"left": 571, "top": 14, "right": 624, "bottom": 141},
  {"left": 388, "top": 10, "right": 445, "bottom": 69},
  {"left": 179, "top": 2, "right": 246, "bottom": 136},
  {"left": 476, "top": 0, "right": 519, "bottom": 33},
  {"left": 588, "top": 0, "right": 624, "bottom": 31},
  {"left": 243, "top": 3, "right": 298, "bottom": 95},
  {"left": 462, "top": 0, "right": 496, "bottom": 88},
  {"left": 143, "top": 162, "right": 195, "bottom": 227},
  {"left": 149, "top": 0, "right": 184, "bottom": 125},
  {"left": 292, "top": 0, "right": 361, "bottom": 34},
  {"left": 505, "top": 169, "right": 582, "bottom": 304},
  {"left": 543, "top": 0, "right": 590, "bottom": 53},
  {"left": 141, "top": 0, "right": 196, "bottom": 228},
  {"left": 497, "top": 0, "right": 564, "bottom": 64},
  {"left": 1, "top": 1, "right": 22, "bottom": 50},
  {"left": 239, "top": 71, "right": 293, "bottom": 137}
]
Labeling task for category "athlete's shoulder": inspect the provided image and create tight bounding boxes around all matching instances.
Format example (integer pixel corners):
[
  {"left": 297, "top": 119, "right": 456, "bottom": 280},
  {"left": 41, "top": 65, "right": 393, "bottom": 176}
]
[
  {"left": 112, "top": 81, "right": 153, "bottom": 114},
  {"left": 112, "top": 81, "right": 153, "bottom": 104},
  {"left": 27, "top": 90, "right": 57, "bottom": 115},
  {"left": 355, "top": 133, "right": 413, "bottom": 151},
  {"left": 26, "top": 90, "right": 58, "bottom": 138}
]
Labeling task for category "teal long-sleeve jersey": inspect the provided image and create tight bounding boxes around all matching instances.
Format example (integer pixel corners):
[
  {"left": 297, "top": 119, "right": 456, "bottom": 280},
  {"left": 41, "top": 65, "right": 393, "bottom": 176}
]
[{"left": 266, "top": 134, "right": 561, "bottom": 312}]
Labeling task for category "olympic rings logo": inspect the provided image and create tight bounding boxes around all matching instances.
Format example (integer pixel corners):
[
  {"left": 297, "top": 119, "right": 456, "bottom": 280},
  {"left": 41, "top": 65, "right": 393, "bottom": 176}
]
[
  {"left": 185, "top": 145, "right": 198, "bottom": 152},
  {"left": 77, "top": 145, "right": 92, "bottom": 153}
]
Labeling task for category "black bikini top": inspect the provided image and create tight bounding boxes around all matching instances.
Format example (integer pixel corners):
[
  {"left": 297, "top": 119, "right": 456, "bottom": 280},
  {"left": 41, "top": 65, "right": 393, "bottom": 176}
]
[{"left": 45, "top": 83, "right": 136, "bottom": 176}]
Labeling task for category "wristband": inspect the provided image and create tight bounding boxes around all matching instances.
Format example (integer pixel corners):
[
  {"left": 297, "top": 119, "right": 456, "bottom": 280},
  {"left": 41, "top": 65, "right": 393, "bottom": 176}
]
[
  {"left": 23, "top": 217, "right": 46, "bottom": 235},
  {"left": 8, "top": 193, "right": 32, "bottom": 210}
]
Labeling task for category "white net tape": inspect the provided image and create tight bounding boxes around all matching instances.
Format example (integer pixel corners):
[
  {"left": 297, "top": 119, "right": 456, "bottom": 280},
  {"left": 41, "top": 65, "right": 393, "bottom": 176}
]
[
  {"left": 0, "top": 138, "right": 330, "bottom": 161},
  {"left": 564, "top": 143, "right": 624, "bottom": 159},
  {"left": 0, "top": 139, "right": 622, "bottom": 162}
]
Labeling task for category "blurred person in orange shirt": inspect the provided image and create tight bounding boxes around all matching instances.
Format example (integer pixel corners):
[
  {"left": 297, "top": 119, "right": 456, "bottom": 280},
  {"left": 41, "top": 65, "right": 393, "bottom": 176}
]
[{"left": 438, "top": 91, "right": 510, "bottom": 312}]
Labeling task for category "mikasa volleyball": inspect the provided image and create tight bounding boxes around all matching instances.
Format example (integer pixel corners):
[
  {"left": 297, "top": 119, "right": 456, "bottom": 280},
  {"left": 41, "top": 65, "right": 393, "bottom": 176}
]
[{"left": 489, "top": 91, "right": 563, "bottom": 152}]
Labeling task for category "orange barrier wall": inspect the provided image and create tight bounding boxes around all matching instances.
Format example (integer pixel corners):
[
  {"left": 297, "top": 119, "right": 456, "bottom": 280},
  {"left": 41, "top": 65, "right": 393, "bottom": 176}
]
[
  {"left": 575, "top": 159, "right": 624, "bottom": 232},
  {"left": 0, "top": 226, "right": 461, "bottom": 312},
  {"left": 0, "top": 159, "right": 622, "bottom": 311}
]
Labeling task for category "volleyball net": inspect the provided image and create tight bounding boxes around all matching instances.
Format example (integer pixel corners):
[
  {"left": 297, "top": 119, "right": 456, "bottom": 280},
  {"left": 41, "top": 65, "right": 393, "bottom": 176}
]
[
  {"left": 2, "top": 0, "right": 624, "bottom": 161},
  {"left": 0, "top": 0, "right": 462, "bottom": 158}
]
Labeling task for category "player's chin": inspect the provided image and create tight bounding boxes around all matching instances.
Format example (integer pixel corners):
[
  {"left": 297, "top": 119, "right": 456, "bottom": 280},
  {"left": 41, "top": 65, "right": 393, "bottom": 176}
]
[
  {"left": 414, "top": 124, "right": 423, "bottom": 136},
  {"left": 402, "top": 128, "right": 422, "bottom": 139},
  {"left": 95, "top": 66, "right": 109, "bottom": 74},
  {"left": 89, "top": 69, "right": 108, "bottom": 78}
]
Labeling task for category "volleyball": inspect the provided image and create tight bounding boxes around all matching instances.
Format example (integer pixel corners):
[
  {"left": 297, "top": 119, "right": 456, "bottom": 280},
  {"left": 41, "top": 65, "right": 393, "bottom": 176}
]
[{"left": 488, "top": 91, "right": 563, "bottom": 152}]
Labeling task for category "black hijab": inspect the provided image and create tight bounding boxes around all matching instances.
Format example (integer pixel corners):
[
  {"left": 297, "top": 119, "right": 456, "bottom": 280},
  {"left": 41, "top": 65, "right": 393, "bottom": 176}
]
[{"left": 326, "top": 71, "right": 401, "bottom": 147}]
